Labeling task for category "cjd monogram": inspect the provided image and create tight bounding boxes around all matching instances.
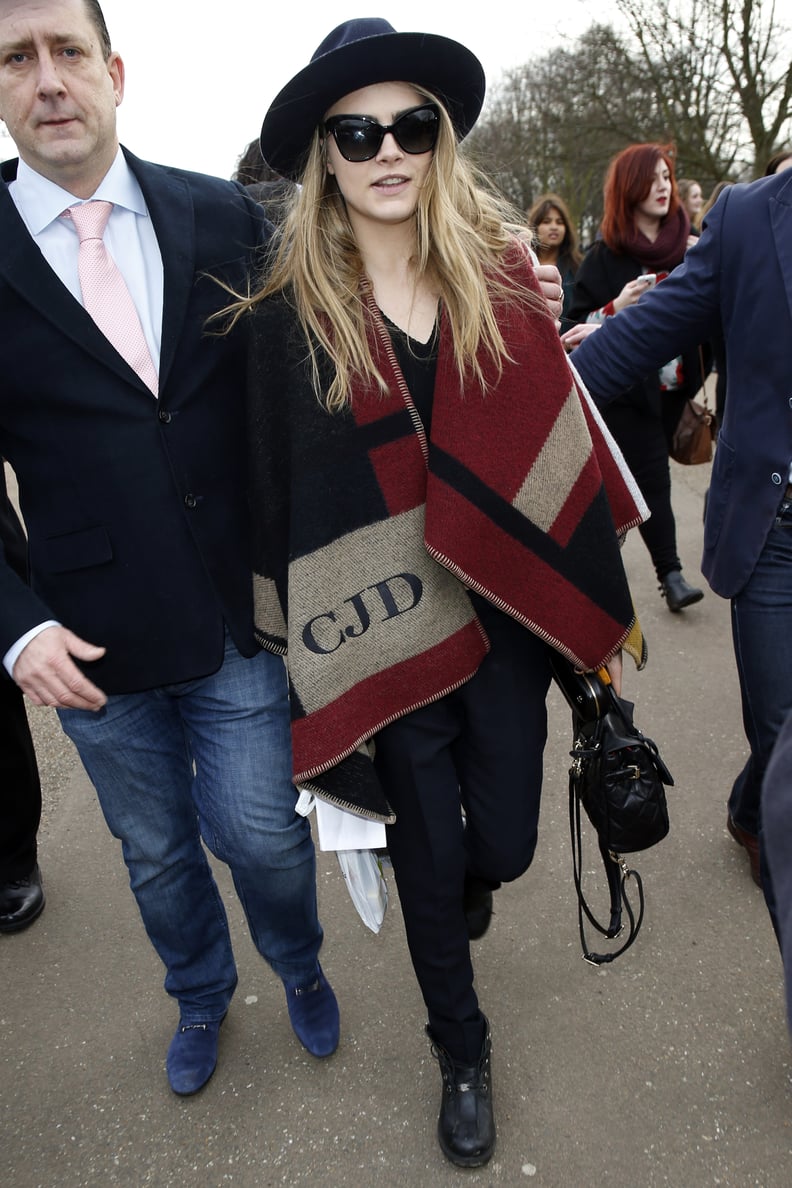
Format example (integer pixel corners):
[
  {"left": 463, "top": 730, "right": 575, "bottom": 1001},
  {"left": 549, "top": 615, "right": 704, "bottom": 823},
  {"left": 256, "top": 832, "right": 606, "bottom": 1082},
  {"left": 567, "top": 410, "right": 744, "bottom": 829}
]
[{"left": 302, "top": 572, "right": 423, "bottom": 655}]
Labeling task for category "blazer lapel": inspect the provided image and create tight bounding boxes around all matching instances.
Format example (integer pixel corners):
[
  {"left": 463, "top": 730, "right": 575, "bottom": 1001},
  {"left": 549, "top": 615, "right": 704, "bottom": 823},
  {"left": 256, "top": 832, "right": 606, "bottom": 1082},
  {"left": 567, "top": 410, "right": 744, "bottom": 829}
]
[
  {"left": 124, "top": 150, "right": 195, "bottom": 396},
  {"left": 0, "top": 153, "right": 198, "bottom": 398},
  {"left": 770, "top": 174, "right": 792, "bottom": 328},
  {"left": 0, "top": 176, "right": 147, "bottom": 390}
]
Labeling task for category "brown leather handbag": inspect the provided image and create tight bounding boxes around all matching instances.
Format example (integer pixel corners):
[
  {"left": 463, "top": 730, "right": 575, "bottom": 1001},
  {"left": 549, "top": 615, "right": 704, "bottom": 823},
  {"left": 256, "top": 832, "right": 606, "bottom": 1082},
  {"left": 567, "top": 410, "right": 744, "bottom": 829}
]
[
  {"left": 670, "top": 396, "right": 716, "bottom": 465},
  {"left": 670, "top": 347, "right": 717, "bottom": 465}
]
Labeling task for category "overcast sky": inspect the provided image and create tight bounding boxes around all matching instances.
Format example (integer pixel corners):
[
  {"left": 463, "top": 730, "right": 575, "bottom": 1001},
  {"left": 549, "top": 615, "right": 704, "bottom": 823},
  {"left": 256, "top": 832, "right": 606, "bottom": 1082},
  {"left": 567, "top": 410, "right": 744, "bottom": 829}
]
[
  {"left": 0, "top": 2, "right": 622, "bottom": 178},
  {"left": 96, "top": 1, "right": 621, "bottom": 180}
]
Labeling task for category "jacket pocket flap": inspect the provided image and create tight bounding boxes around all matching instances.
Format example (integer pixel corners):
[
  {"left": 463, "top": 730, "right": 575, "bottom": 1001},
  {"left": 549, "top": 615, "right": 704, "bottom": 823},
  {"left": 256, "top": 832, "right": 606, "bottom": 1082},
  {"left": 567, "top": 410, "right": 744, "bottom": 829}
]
[{"left": 38, "top": 526, "right": 113, "bottom": 573}]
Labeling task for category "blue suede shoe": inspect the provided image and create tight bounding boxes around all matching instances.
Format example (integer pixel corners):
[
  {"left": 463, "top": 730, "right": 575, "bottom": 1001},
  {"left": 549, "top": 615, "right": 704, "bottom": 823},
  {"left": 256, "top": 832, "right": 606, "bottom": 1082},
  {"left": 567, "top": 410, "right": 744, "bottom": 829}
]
[
  {"left": 166, "top": 1015, "right": 225, "bottom": 1096},
  {"left": 283, "top": 964, "right": 339, "bottom": 1057}
]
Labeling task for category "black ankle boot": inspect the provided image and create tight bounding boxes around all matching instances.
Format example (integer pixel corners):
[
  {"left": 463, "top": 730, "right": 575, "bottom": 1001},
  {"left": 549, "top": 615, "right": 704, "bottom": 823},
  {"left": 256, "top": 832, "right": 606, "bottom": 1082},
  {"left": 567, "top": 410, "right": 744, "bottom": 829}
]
[
  {"left": 660, "top": 569, "right": 704, "bottom": 612},
  {"left": 428, "top": 1020, "right": 495, "bottom": 1167},
  {"left": 463, "top": 875, "right": 494, "bottom": 940}
]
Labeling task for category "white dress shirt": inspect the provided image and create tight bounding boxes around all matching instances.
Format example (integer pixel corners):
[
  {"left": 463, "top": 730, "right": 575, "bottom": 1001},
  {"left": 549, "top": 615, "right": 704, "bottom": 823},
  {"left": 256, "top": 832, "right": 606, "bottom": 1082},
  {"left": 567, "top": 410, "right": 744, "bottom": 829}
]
[
  {"left": 9, "top": 150, "right": 164, "bottom": 368},
  {"left": 3, "top": 150, "right": 165, "bottom": 676}
]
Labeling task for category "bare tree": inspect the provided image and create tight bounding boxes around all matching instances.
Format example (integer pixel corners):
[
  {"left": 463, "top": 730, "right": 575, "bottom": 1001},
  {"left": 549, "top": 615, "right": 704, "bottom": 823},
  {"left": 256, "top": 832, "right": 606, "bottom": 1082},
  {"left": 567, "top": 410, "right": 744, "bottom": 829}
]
[
  {"left": 467, "top": 25, "right": 672, "bottom": 242},
  {"left": 615, "top": 0, "right": 792, "bottom": 176},
  {"left": 467, "top": 0, "right": 792, "bottom": 243}
]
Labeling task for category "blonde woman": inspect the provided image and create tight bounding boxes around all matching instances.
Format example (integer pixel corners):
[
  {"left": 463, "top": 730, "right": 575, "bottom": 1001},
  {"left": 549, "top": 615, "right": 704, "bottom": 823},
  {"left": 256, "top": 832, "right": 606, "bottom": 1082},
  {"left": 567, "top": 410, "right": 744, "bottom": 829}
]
[
  {"left": 677, "top": 177, "right": 703, "bottom": 230},
  {"left": 237, "top": 18, "right": 646, "bottom": 1168}
]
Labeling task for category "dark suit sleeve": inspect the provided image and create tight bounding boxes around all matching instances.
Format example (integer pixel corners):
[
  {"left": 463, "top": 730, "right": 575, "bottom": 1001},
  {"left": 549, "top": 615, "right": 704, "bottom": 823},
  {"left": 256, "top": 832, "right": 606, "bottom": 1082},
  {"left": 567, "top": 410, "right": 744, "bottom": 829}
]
[
  {"left": 0, "top": 466, "right": 56, "bottom": 662},
  {"left": 572, "top": 208, "right": 725, "bottom": 404}
]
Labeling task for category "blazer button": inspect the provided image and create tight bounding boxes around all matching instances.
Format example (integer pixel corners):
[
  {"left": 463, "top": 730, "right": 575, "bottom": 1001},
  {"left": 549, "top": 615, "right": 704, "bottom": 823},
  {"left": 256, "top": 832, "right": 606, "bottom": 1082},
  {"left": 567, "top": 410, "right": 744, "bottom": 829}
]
[
  {"left": 184, "top": 493, "right": 197, "bottom": 509},
  {"left": 158, "top": 409, "right": 172, "bottom": 424},
  {"left": 772, "top": 473, "right": 783, "bottom": 485}
]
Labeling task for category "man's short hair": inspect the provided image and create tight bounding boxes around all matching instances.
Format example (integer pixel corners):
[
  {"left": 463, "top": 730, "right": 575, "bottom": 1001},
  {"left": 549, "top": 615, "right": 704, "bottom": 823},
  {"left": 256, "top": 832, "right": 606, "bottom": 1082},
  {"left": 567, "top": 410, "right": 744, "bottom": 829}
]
[{"left": 83, "top": 0, "right": 112, "bottom": 58}]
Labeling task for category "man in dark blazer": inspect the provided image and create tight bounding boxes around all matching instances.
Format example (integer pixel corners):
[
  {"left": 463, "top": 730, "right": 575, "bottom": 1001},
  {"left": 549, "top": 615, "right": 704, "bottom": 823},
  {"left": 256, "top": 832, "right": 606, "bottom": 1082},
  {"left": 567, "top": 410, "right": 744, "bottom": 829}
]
[
  {"left": 0, "top": 0, "right": 338, "bottom": 1093},
  {"left": 565, "top": 169, "right": 792, "bottom": 927},
  {"left": 0, "top": 464, "right": 44, "bottom": 932}
]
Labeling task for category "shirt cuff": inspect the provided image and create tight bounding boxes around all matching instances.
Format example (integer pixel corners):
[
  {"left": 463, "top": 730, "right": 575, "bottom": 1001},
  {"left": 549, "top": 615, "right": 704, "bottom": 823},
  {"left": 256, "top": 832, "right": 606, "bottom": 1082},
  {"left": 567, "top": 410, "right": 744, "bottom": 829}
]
[{"left": 4, "top": 621, "right": 61, "bottom": 678}]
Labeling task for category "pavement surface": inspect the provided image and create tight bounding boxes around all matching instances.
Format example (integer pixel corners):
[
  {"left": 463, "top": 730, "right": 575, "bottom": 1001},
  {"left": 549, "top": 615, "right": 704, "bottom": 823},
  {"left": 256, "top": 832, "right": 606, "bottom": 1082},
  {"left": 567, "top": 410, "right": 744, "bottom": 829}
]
[{"left": 2, "top": 458, "right": 790, "bottom": 1187}]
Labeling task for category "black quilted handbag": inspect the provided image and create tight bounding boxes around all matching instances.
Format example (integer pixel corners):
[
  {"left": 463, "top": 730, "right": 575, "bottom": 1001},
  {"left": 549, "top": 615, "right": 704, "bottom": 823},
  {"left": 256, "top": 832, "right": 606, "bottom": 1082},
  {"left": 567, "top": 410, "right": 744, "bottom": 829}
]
[{"left": 551, "top": 655, "right": 674, "bottom": 964}]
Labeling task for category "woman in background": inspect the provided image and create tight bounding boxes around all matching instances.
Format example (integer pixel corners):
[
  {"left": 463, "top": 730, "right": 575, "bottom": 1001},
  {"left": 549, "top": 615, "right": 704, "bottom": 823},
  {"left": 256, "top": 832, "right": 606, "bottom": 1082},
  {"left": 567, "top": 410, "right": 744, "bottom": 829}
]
[
  {"left": 700, "top": 179, "right": 732, "bottom": 223},
  {"left": 764, "top": 148, "right": 792, "bottom": 176},
  {"left": 677, "top": 177, "right": 703, "bottom": 233},
  {"left": 232, "top": 138, "right": 296, "bottom": 224},
  {"left": 568, "top": 143, "right": 705, "bottom": 612},
  {"left": 527, "top": 192, "right": 582, "bottom": 327}
]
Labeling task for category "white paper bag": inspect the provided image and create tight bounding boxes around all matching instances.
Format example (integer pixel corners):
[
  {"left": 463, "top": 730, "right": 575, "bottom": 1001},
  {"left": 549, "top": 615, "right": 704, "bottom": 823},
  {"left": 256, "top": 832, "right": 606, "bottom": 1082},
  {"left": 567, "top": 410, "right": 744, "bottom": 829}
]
[
  {"left": 314, "top": 797, "right": 387, "bottom": 852},
  {"left": 295, "top": 793, "right": 389, "bottom": 931}
]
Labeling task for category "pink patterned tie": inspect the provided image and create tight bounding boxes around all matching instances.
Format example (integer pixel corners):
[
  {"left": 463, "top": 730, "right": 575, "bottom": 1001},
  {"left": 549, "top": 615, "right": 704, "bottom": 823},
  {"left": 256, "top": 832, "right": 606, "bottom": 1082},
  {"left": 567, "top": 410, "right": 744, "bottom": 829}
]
[{"left": 66, "top": 201, "right": 158, "bottom": 395}]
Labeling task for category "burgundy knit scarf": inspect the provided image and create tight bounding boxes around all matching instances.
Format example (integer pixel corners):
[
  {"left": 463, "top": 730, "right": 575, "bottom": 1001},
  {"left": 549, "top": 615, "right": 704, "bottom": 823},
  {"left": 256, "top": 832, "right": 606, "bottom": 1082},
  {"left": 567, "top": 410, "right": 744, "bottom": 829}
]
[{"left": 615, "top": 207, "right": 690, "bottom": 271}]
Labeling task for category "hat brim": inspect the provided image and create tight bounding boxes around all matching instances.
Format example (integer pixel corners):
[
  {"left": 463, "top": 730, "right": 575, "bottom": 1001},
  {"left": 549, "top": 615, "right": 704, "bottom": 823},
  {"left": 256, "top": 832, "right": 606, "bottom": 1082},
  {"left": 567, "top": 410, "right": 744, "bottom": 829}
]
[{"left": 260, "top": 31, "right": 485, "bottom": 181}]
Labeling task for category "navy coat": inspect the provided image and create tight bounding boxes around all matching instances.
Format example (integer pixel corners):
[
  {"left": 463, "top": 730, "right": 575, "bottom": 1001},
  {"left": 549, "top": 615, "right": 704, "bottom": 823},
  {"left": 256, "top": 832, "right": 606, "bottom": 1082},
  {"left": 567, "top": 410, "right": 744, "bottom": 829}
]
[
  {"left": 572, "top": 170, "right": 792, "bottom": 599},
  {"left": 0, "top": 150, "right": 267, "bottom": 692}
]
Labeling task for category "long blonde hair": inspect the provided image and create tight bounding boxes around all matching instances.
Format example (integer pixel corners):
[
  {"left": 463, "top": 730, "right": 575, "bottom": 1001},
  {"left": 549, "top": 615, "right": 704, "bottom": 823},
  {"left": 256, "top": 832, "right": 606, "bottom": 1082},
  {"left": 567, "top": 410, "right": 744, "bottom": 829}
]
[{"left": 226, "top": 88, "right": 543, "bottom": 410}]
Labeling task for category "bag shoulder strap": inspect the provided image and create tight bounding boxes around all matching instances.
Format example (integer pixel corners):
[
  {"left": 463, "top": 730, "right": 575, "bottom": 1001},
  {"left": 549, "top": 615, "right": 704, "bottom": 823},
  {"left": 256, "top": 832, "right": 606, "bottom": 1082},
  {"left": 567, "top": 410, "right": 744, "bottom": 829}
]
[{"left": 569, "top": 740, "right": 646, "bottom": 965}]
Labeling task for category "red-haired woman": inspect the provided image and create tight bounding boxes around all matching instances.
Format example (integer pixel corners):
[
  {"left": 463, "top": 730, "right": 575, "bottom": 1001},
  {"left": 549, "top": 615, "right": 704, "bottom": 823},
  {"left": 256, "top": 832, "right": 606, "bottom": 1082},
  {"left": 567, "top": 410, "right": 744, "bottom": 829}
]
[{"left": 568, "top": 143, "right": 704, "bottom": 612}]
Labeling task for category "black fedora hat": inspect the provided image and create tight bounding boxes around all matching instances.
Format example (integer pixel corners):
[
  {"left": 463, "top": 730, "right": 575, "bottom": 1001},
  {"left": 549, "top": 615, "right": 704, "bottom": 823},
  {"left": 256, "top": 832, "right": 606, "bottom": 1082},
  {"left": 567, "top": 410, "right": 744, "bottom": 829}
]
[{"left": 260, "top": 18, "right": 486, "bottom": 181}]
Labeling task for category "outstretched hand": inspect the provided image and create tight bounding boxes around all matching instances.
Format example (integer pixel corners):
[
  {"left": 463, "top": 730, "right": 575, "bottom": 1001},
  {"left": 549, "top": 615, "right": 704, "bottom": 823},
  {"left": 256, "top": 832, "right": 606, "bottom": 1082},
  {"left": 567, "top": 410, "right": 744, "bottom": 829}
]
[
  {"left": 560, "top": 322, "right": 600, "bottom": 351},
  {"left": 13, "top": 625, "right": 107, "bottom": 710},
  {"left": 614, "top": 274, "right": 655, "bottom": 313}
]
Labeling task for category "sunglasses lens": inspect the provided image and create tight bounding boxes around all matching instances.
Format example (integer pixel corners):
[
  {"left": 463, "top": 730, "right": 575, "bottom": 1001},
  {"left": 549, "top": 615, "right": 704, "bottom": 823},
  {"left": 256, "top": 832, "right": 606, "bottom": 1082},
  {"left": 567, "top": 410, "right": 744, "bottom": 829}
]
[
  {"left": 332, "top": 121, "right": 381, "bottom": 162},
  {"left": 394, "top": 107, "right": 439, "bottom": 154}
]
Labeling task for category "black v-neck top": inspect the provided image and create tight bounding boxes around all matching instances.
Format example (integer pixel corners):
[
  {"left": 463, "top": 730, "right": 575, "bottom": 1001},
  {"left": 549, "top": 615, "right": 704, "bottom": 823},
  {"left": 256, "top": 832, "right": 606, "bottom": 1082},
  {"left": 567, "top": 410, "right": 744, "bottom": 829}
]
[{"left": 381, "top": 312, "right": 438, "bottom": 437}]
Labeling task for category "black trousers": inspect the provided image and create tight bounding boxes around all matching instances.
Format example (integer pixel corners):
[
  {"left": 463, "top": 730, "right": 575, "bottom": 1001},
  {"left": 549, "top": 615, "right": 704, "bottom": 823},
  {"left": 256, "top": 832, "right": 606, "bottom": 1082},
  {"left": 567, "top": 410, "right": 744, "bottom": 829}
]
[
  {"left": 0, "top": 677, "right": 41, "bottom": 881},
  {"left": 602, "top": 401, "right": 682, "bottom": 581},
  {"left": 374, "top": 600, "right": 552, "bottom": 1062}
]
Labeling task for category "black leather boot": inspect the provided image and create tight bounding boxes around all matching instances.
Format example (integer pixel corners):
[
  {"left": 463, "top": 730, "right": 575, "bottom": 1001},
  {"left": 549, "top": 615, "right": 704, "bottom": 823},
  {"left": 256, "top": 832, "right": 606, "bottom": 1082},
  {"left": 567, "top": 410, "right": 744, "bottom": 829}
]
[
  {"left": 660, "top": 569, "right": 704, "bottom": 612},
  {"left": 428, "top": 1020, "right": 495, "bottom": 1167}
]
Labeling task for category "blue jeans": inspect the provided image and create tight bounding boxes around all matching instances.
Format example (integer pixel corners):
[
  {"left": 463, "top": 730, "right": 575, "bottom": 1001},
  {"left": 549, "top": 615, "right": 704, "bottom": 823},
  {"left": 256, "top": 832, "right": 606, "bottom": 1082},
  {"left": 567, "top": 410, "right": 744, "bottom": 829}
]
[
  {"left": 729, "top": 500, "right": 792, "bottom": 920},
  {"left": 59, "top": 636, "right": 322, "bottom": 1022}
]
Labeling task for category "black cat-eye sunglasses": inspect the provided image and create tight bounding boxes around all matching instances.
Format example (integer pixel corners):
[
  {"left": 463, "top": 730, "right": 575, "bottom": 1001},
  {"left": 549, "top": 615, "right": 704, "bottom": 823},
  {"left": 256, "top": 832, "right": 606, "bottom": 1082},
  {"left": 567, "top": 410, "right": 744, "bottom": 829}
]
[{"left": 323, "top": 103, "right": 440, "bottom": 163}]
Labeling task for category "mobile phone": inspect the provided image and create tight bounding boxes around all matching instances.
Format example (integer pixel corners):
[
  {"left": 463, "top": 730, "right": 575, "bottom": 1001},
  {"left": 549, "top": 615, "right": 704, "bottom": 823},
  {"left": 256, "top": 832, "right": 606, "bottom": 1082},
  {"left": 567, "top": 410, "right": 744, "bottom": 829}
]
[{"left": 641, "top": 273, "right": 657, "bottom": 287}]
